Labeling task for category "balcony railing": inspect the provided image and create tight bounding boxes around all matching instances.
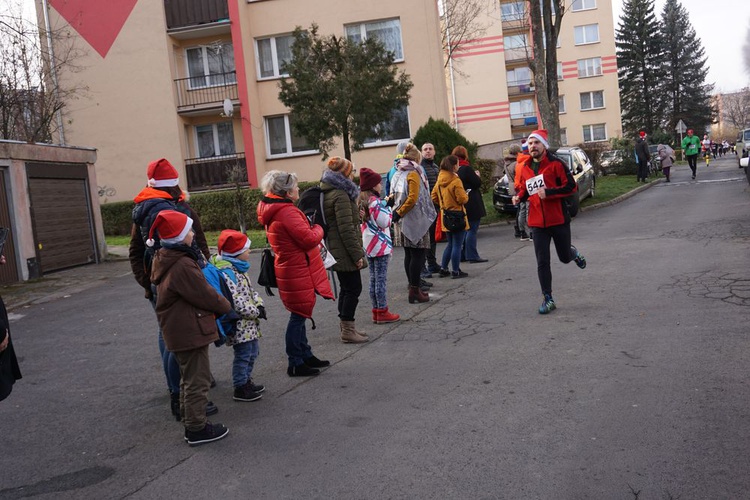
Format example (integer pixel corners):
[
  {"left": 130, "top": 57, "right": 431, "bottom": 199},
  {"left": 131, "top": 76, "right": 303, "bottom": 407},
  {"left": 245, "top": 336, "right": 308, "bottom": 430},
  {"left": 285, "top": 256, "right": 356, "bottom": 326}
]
[
  {"left": 175, "top": 72, "right": 237, "bottom": 111},
  {"left": 185, "top": 153, "right": 247, "bottom": 192},
  {"left": 164, "top": 0, "right": 229, "bottom": 30},
  {"left": 510, "top": 116, "right": 538, "bottom": 128},
  {"left": 504, "top": 48, "right": 529, "bottom": 63},
  {"left": 507, "top": 83, "right": 534, "bottom": 97}
]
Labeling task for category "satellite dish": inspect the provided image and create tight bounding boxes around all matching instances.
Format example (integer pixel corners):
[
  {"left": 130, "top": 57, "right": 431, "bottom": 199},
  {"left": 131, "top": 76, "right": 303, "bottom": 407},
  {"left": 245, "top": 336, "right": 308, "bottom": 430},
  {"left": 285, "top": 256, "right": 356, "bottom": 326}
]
[{"left": 223, "top": 98, "right": 233, "bottom": 117}]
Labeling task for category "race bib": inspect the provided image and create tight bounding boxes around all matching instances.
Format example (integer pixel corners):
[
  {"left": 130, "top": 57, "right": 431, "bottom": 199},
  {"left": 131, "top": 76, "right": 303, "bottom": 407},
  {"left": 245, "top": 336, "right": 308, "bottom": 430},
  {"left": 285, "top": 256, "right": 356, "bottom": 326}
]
[{"left": 525, "top": 174, "right": 546, "bottom": 196}]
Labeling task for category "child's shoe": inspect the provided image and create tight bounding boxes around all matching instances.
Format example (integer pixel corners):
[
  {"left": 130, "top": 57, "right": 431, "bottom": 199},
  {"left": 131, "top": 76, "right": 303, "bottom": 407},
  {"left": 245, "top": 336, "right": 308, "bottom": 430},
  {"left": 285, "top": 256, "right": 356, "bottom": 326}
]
[
  {"left": 185, "top": 422, "right": 229, "bottom": 446},
  {"left": 374, "top": 307, "right": 400, "bottom": 324},
  {"left": 233, "top": 385, "right": 262, "bottom": 402},
  {"left": 245, "top": 379, "right": 265, "bottom": 393},
  {"left": 539, "top": 294, "right": 556, "bottom": 314}
]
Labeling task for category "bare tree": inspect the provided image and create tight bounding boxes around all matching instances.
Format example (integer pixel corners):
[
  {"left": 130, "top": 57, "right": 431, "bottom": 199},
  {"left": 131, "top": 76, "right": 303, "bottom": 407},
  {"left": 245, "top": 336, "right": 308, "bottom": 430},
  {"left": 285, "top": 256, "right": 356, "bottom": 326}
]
[
  {"left": 0, "top": 1, "right": 86, "bottom": 143},
  {"left": 720, "top": 89, "right": 750, "bottom": 131},
  {"left": 440, "top": 0, "right": 493, "bottom": 77},
  {"left": 744, "top": 25, "right": 750, "bottom": 77}
]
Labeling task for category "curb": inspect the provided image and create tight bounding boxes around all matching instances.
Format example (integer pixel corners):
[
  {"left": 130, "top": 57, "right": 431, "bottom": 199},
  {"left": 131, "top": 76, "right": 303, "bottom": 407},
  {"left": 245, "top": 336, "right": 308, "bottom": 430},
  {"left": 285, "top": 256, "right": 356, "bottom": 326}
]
[{"left": 580, "top": 177, "right": 664, "bottom": 213}]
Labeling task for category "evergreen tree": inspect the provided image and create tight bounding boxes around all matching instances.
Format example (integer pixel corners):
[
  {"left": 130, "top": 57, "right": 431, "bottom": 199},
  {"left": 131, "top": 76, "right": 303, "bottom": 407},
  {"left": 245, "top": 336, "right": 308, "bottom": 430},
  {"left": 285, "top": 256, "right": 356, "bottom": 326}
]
[
  {"left": 412, "top": 118, "right": 478, "bottom": 164},
  {"left": 616, "top": 0, "right": 665, "bottom": 137},
  {"left": 660, "top": 0, "right": 714, "bottom": 137}
]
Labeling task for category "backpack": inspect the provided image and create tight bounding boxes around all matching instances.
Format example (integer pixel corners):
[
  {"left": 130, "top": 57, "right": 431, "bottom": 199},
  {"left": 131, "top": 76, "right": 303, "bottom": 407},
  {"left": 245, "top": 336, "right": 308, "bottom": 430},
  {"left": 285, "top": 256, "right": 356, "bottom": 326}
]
[
  {"left": 296, "top": 186, "right": 328, "bottom": 237},
  {"left": 202, "top": 262, "right": 241, "bottom": 346},
  {"left": 133, "top": 198, "right": 178, "bottom": 274}
]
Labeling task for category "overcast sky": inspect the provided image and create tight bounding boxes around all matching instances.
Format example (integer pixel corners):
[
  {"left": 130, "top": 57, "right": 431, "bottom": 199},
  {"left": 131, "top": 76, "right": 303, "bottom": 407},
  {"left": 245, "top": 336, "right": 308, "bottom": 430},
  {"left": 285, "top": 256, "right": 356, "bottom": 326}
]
[{"left": 611, "top": 0, "right": 749, "bottom": 93}]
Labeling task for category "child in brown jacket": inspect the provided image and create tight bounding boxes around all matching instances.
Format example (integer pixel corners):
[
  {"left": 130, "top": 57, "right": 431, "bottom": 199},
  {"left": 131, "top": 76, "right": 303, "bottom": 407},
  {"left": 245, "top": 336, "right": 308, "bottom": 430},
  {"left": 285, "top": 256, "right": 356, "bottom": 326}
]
[{"left": 149, "top": 210, "right": 232, "bottom": 446}]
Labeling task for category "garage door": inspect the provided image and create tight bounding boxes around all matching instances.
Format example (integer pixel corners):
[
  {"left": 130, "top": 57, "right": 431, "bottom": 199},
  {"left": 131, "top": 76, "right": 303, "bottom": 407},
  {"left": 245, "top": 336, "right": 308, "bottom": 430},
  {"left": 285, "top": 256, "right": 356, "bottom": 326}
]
[{"left": 27, "top": 163, "right": 97, "bottom": 273}]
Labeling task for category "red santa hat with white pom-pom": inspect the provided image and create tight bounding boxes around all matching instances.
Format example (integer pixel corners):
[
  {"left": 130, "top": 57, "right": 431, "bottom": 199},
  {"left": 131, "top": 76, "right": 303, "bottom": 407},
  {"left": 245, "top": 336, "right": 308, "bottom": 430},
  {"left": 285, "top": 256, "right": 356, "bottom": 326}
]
[
  {"left": 146, "top": 210, "right": 193, "bottom": 247},
  {"left": 218, "top": 230, "right": 251, "bottom": 257},
  {"left": 147, "top": 158, "right": 180, "bottom": 188},
  {"left": 527, "top": 129, "right": 549, "bottom": 149}
]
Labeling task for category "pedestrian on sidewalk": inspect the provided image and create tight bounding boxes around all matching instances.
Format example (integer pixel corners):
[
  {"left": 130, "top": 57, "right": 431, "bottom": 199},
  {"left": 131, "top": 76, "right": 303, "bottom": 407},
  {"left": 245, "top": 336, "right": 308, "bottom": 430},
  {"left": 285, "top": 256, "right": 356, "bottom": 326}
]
[
  {"left": 358, "top": 168, "right": 400, "bottom": 324},
  {"left": 635, "top": 131, "right": 650, "bottom": 182},
  {"left": 0, "top": 252, "right": 22, "bottom": 402},
  {"left": 512, "top": 129, "right": 587, "bottom": 314},
  {"left": 420, "top": 142, "right": 441, "bottom": 276},
  {"left": 149, "top": 210, "right": 232, "bottom": 446},
  {"left": 657, "top": 144, "right": 674, "bottom": 182},
  {"left": 257, "top": 171, "right": 334, "bottom": 377},
  {"left": 454, "top": 146, "right": 488, "bottom": 263},
  {"left": 432, "top": 155, "right": 469, "bottom": 279},
  {"left": 210, "top": 230, "right": 267, "bottom": 402}
]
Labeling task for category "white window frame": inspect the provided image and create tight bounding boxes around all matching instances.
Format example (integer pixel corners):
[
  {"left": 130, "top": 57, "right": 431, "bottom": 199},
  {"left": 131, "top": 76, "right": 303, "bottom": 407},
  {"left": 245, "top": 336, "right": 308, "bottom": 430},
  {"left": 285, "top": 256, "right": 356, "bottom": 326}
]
[
  {"left": 510, "top": 99, "right": 536, "bottom": 119},
  {"left": 507, "top": 66, "right": 532, "bottom": 86},
  {"left": 577, "top": 57, "right": 602, "bottom": 78},
  {"left": 574, "top": 24, "right": 600, "bottom": 45},
  {"left": 560, "top": 128, "right": 568, "bottom": 146},
  {"left": 572, "top": 0, "right": 596, "bottom": 12},
  {"left": 582, "top": 123, "right": 607, "bottom": 142},
  {"left": 255, "top": 34, "right": 294, "bottom": 80},
  {"left": 559, "top": 95, "right": 566, "bottom": 114},
  {"left": 345, "top": 19, "right": 404, "bottom": 62},
  {"left": 264, "top": 115, "right": 317, "bottom": 158},
  {"left": 194, "top": 122, "right": 236, "bottom": 158},
  {"left": 557, "top": 61, "right": 564, "bottom": 80},
  {"left": 185, "top": 44, "right": 236, "bottom": 89},
  {"left": 363, "top": 104, "right": 411, "bottom": 147},
  {"left": 580, "top": 90, "right": 605, "bottom": 111},
  {"left": 501, "top": 1, "right": 526, "bottom": 21}
]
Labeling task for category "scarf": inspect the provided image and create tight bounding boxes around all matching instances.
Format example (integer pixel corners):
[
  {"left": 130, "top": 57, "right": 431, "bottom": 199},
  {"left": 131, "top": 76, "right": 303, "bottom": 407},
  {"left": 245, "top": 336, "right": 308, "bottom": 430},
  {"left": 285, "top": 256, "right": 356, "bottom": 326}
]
[
  {"left": 162, "top": 241, "right": 203, "bottom": 265},
  {"left": 321, "top": 169, "right": 360, "bottom": 201},
  {"left": 391, "top": 159, "right": 436, "bottom": 243},
  {"left": 458, "top": 158, "right": 470, "bottom": 167}
]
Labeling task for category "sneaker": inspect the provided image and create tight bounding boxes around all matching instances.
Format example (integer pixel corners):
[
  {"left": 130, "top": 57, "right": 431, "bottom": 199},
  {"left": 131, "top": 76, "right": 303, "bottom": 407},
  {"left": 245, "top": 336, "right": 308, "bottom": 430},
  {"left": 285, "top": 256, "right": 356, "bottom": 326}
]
[
  {"left": 420, "top": 279, "right": 433, "bottom": 288},
  {"left": 185, "top": 422, "right": 229, "bottom": 446},
  {"left": 520, "top": 233, "right": 529, "bottom": 241},
  {"left": 438, "top": 268, "right": 451, "bottom": 278},
  {"left": 451, "top": 270, "right": 468, "bottom": 279},
  {"left": 303, "top": 355, "right": 330, "bottom": 368},
  {"left": 572, "top": 246, "right": 586, "bottom": 269},
  {"left": 244, "top": 379, "right": 265, "bottom": 393},
  {"left": 233, "top": 386, "right": 263, "bottom": 402},
  {"left": 287, "top": 364, "right": 320, "bottom": 377},
  {"left": 539, "top": 294, "right": 556, "bottom": 314}
]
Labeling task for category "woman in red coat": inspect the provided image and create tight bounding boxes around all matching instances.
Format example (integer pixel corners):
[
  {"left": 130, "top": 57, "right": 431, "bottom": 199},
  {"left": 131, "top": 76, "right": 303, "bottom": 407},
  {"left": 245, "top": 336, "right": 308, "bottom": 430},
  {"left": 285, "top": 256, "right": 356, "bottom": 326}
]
[{"left": 257, "top": 171, "right": 334, "bottom": 377}]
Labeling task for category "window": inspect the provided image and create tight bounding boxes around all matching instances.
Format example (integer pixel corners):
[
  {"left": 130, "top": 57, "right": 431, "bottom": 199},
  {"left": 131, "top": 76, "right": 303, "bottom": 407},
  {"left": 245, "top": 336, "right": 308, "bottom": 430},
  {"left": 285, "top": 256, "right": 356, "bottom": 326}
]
[
  {"left": 577, "top": 57, "right": 602, "bottom": 78},
  {"left": 582, "top": 123, "right": 607, "bottom": 142},
  {"left": 501, "top": 1, "right": 525, "bottom": 21},
  {"left": 365, "top": 105, "right": 410, "bottom": 144},
  {"left": 572, "top": 0, "right": 596, "bottom": 11},
  {"left": 580, "top": 90, "right": 604, "bottom": 110},
  {"left": 574, "top": 24, "right": 599, "bottom": 45},
  {"left": 560, "top": 128, "right": 568, "bottom": 146},
  {"left": 186, "top": 44, "right": 236, "bottom": 88},
  {"left": 504, "top": 34, "right": 529, "bottom": 60},
  {"left": 265, "top": 115, "right": 316, "bottom": 157},
  {"left": 559, "top": 95, "right": 566, "bottom": 114},
  {"left": 507, "top": 67, "right": 531, "bottom": 86},
  {"left": 195, "top": 122, "right": 236, "bottom": 158},
  {"left": 510, "top": 99, "right": 535, "bottom": 119},
  {"left": 256, "top": 35, "right": 294, "bottom": 79},
  {"left": 346, "top": 19, "right": 403, "bottom": 61},
  {"left": 557, "top": 62, "right": 563, "bottom": 80}
]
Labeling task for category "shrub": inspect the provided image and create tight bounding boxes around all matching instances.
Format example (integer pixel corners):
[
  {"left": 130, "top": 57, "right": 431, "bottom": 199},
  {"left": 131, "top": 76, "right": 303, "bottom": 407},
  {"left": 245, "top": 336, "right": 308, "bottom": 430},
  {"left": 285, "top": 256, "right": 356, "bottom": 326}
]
[
  {"left": 474, "top": 158, "right": 497, "bottom": 193},
  {"left": 101, "top": 201, "right": 135, "bottom": 236},
  {"left": 413, "top": 117, "right": 479, "bottom": 164}
]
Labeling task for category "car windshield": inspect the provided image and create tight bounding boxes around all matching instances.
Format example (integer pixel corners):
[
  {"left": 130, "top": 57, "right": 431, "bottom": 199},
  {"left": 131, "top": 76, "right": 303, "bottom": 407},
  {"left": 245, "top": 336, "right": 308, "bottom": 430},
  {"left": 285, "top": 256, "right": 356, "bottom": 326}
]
[
  {"left": 556, "top": 152, "right": 572, "bottom": 169},
  {"left": 601, "top": 151, "right": 616, "bottom": 160},
  {"left": 744, "top": 130, "right": 750, "bottom": 141}
]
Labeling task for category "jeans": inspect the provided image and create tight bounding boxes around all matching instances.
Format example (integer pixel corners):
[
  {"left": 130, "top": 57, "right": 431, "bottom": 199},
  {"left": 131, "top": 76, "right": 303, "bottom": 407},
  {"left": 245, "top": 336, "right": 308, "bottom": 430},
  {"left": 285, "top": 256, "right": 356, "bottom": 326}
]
[
  {"left": 404, "top": 247, "right": 427, "bottom": 286},
  {"left": 174, "top": 345, "right": 211, "bottom": 432},
  {"left": 461, "top": 219, "right": 482, "bottom": 261},
  {"left": 367, "top": 255, "right": 390, "bottom": 310},
  {"left": 441, "top": 230, "right": 465, "bottom": 272},
  {"left": 285, "top": 312, "right": 312, "bottom": 368},
  {"left": 686, "top": 154, "right": 697, "bottom": 176},
  {"left": 336, "top": 270, "right": 362, "bottom": 321},
  {"left": 150, "top": 286, "right": 180, "bottom": 394},
  {"left": 531, "top": 224, "right": 576, "bottom": 296},
  {"left": 232, "top": 339, "right": 259, "bottom": 388}
]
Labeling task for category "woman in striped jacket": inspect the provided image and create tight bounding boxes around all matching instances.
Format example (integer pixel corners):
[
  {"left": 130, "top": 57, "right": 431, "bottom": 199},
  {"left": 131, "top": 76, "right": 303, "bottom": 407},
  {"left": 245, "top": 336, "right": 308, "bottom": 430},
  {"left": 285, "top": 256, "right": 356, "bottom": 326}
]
[{"left": 358, "top": 168, "right": 400, "bottom": 324}]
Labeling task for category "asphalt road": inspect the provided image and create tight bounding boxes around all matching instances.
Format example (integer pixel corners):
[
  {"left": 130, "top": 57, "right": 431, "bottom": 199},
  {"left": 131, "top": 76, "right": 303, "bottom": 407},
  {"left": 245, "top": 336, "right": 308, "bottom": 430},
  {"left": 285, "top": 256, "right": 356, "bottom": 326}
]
[{"left": 2, "top": 156, "right": 749, "bottom": 499}]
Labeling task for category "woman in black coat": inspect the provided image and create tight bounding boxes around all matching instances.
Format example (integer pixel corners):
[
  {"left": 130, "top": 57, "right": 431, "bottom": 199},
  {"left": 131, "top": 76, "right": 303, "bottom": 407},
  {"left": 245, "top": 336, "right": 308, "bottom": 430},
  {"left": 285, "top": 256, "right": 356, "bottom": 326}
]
[
  {"left": 453, "top": 146, "right": 488, "bottom": 263},
  {"left": 1, "top": 254, "right": 22, "bottom": 402}
]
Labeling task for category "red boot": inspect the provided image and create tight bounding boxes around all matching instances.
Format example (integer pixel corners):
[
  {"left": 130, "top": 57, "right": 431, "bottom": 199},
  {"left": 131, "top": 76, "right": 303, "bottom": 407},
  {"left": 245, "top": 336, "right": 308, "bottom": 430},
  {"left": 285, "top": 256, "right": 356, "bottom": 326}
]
[{"left": 374, "top": 307, "right": 400, "bottom": 324}]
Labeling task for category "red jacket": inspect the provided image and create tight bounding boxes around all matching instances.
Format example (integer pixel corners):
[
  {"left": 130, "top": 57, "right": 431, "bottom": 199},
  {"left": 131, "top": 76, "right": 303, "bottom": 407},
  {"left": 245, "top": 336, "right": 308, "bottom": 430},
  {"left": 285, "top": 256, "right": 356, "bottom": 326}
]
[
  {"left": 516, "top": 152, "right": 576, "bottom": 228},
  {"left": 257, "top": 196, "right": 334, "bottom": 318}
]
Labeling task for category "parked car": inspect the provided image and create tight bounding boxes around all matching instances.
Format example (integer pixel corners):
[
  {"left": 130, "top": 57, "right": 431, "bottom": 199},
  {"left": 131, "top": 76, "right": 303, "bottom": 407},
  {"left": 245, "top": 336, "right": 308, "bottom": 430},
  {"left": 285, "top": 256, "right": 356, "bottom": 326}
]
[
  {"left": 493, "top": 147, "right": 596, "bottom": 214},
  {"left": 648, "top": 144, "right": 661, "bottom": 171},
  {"left": 599, "top": 150, "right": 626, "bottom": 175}
]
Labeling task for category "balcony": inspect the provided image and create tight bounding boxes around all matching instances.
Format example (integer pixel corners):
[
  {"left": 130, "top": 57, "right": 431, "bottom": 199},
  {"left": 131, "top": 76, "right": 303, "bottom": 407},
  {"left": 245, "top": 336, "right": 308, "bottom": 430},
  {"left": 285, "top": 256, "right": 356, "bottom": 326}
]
[
  {"left": 504, "top": 47, "right": 530, "bottom": 64},
  {"left": 507, "top": 82, "right": 535, "bottom": 97},
  {"left": 510, "top": 116, "right": 538, "bottom": 130},
  {"left": 185, "top": 153, "right": 247, "bottom": 192},
  {"left": 175, "top": 72, "right": 238, "bottom": 115},
  {"left": 164, "top": 0, "right": 230, "bottom": 39},
  {"left": 501, "top": 17, "right": 529, "bottom": 32}
]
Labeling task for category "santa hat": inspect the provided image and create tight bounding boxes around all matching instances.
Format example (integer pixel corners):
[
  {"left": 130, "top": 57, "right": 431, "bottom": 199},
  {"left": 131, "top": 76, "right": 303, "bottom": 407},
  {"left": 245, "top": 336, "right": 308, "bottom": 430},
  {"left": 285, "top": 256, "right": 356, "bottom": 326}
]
[
  {"left": 527, "top": 129, "right": 549, "bottom": 148},
  {"left": 639, "top": 130, "right": 646, "bottom": 138},
  {"left": 521, "top": 139, "right": 529, "bottom": 153},
  {"left": 218, "top": 230, "right": 251, "bottom": 257},
  {"left": 147, "top": 158, "right": 179, "bottom": 188},
  {"left": 359, "top": 167, "right": 382, "bottom": 192},
  {"left": 146, "top": 210, "right": 193, "bottom": 247}
]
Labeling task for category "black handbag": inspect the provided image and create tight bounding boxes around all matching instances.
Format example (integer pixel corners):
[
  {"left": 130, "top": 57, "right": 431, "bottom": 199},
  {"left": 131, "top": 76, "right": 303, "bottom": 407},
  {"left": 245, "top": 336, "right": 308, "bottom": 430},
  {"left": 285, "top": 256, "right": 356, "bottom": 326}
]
[
  {"left": 257, "top": 248, "right": 277, "bottom": 296},
  {"left": 442, "top": 209, "right": 466, "bottom": 231}
]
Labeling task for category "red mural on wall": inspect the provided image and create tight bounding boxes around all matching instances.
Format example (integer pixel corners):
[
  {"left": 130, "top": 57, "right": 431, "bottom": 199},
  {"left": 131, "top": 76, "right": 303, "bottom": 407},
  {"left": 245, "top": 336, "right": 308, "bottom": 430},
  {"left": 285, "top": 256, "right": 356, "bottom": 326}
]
[{"left": 49, "top": 0, "right": 138, "bottom": 58}]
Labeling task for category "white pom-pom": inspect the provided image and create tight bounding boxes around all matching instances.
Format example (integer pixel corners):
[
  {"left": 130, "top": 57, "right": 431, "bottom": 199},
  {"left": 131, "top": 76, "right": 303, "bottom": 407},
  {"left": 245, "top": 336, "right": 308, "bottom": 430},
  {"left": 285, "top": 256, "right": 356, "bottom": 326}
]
[
  {"left": 147, "top": 178, "right": 156, "bottom": 187},
  {"left": 146, "top": 238, "right": 155, "bottom": 247}
]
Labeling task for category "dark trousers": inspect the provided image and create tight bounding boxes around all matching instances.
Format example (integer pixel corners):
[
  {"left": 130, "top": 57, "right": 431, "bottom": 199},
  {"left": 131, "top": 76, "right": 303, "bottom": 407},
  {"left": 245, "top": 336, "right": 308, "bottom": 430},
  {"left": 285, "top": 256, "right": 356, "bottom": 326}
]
[
  {"left": 686, "top": 154, "right": 697, "bottom": 176},
  {"left": 404, "top": 247, "right": 427, "bottom": 287},
  {"left": 636, "top": 160, "right": 649, "bottom": 181},
  {"left": 336, "top": 270, "right": 362, "bottom": 321},
  {"left": 531, "top": 224, "right": 576, "bottom": 296},
  {"left": 425, "top": 219, "right": 438, "bottom": 270}
]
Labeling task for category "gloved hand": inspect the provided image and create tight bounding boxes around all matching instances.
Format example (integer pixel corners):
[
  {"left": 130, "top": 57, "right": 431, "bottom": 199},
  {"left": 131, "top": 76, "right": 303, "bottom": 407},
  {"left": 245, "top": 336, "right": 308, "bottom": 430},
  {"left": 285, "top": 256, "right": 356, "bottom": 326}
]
[
  {"left": 385, "top": 195, "right": 395, "bottom": 208},
  {"left": 257, "top": 305, "right": 267, "bottom": 320},
  {"left": 391, "top": 211, "right": 401, "bottom": 223}
]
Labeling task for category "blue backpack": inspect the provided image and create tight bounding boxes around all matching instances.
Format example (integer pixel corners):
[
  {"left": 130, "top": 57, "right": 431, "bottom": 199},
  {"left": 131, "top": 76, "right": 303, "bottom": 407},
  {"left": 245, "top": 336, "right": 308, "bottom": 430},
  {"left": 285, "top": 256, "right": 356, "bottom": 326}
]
[{"left": 202, "top": 263, "right": 240, "bottom": 346}]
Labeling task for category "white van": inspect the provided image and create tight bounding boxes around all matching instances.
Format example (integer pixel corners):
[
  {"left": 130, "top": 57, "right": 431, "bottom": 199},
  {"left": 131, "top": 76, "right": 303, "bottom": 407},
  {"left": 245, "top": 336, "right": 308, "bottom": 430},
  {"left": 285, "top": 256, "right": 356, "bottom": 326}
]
[{"left": 737, "top": 128, "right": 750, "bottom": 168}]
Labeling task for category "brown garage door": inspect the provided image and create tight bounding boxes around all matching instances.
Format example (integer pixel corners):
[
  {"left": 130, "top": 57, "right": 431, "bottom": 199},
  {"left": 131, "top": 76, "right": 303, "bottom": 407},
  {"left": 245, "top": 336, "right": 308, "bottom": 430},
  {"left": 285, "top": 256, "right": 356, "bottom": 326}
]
[
  {"left": 27, "top": 163, "right": 97, "bottom": 273},
  {"left": 0, "top": 169, "right": 19, "bottom": 283}
]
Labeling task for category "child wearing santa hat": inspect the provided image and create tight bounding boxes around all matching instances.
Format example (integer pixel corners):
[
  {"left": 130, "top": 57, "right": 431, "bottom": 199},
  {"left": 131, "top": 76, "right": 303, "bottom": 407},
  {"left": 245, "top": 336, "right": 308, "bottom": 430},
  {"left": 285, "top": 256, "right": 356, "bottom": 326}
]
[
  {"left": 209, "top": 230, "right": 267, "bottom": 402},
  {"left": 149, "top": 210, "right": 232, "bottom": 446}
]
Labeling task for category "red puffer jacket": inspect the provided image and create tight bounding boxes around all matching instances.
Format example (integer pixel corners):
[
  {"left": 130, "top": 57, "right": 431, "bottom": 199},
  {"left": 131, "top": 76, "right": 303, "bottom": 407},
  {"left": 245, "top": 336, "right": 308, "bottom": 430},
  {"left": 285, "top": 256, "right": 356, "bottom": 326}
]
[
  {"left": 516, "top": 152, "right": 576, "bottom": 228},
  {"left": 257, "top": 196, "right": 334, "bottom": 318}
]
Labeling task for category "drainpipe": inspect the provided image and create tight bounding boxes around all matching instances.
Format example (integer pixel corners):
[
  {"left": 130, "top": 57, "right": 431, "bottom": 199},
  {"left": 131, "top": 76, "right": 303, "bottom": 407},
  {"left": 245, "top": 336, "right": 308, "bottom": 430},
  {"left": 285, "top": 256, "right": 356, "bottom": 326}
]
[{"left": 42, "top": 0, "right": 65, "bottom": 145}]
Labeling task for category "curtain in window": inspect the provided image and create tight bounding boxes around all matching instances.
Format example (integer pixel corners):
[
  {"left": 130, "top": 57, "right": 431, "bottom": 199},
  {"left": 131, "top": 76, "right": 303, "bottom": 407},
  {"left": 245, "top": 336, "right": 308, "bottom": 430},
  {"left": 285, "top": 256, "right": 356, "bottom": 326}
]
[
  {"left": 365, "top": 20, "right": 403, "bottom": 60},
  {"left": 345, "top": 26, "right": 363, "bottom": 44},
  {"left": 187, "top": 48, "right": 206, "bottom": 88},
  {"left": 197, "top": 125, "right": 215, "bottom": 157},
  {"left": 267, "top": 116, "right": 287, "bottom": 155},
  {"left": 257, "top": 38, "right": 274, "bottom": 78},
  {"left": 206, "top": 45, "right": 235, "bottom": 85},
  {"left": 275, "top": 36, "right": 294, "bottom": 74},
  {"left": 217, "top": 122, "right": 236, "bottom": 155}
]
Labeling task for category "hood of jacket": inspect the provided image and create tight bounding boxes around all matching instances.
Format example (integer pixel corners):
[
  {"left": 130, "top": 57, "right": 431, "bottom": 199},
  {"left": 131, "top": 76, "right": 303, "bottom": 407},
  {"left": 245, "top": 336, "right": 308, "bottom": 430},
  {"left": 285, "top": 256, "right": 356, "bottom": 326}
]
[
  {"left": 151, "top": 247, "right": 191, "bottom": 284},
  {"left": 321, "top": 170, "right": 360, "bottom": 201},
  {"left": 435, "top": 169, "right": 459, "bottom": 189}
]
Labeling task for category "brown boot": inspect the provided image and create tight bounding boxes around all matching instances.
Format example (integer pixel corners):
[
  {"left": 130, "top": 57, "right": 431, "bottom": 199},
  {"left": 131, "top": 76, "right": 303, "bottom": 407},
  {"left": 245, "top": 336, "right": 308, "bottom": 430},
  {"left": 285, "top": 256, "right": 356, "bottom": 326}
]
[
  {"left": 408, "top": 285, "right": 430, "bottom": 304},
  {"left": 340, "top": 320, "right": 368, "bottom": 343}
]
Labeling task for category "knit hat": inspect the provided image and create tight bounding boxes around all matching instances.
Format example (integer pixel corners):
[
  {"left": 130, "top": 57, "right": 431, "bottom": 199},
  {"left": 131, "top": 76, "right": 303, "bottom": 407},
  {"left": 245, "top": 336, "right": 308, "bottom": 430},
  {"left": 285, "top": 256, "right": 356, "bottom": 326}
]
[
  {"left": 146, "top": 210, "right": 193, "bottom": 247},
  {"left": 327, "top": 156, "right": 354, "bottom": 177},
  {"left": 527, "top": 129, "right": 549, "bottom": 149},
  {"left": 359, "top": 168, "right": 381, "bottom": 192},
  {"left": 509, "top": 144, "right": 522, "bottom": 156},
  {"left": 147, "top": 158, "right": 179, "bottom": 188},
  {"left": 396, "top": 141, "right": 409, "bottom": 156},
  {"left": 402, "top": 143, "right": 422, "bottom": 163},
  {"left": 639, "top": 130, "right": 646, "bottom": 138},
  {"left": 218, "top": 230, "right": 251, "bottom": 257}
]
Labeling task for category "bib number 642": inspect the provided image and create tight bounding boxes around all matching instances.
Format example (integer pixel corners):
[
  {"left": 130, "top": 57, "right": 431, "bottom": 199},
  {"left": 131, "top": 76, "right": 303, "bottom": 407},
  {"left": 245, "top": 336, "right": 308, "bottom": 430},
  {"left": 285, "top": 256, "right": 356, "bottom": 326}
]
[{"left": 525, "top": 174, "right": 546, "bottom": 196}]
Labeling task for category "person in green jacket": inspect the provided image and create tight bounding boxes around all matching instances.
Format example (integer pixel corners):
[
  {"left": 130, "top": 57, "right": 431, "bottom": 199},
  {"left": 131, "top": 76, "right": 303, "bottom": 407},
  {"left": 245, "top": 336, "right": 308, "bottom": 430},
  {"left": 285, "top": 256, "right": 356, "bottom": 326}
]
[{"left": 681, "top": 129, "right": 701, "bottom": 180}]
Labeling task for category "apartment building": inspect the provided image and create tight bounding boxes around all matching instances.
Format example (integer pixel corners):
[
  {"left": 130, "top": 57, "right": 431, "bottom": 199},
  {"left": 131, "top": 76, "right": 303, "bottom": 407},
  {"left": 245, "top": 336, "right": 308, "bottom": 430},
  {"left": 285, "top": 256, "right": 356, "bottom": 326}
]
[
  {"left": 38, "top": 0, "right": 449, "bottom": 203},
  {"left": 447, "top": 0, "right": 622, "bottom": 147}
]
